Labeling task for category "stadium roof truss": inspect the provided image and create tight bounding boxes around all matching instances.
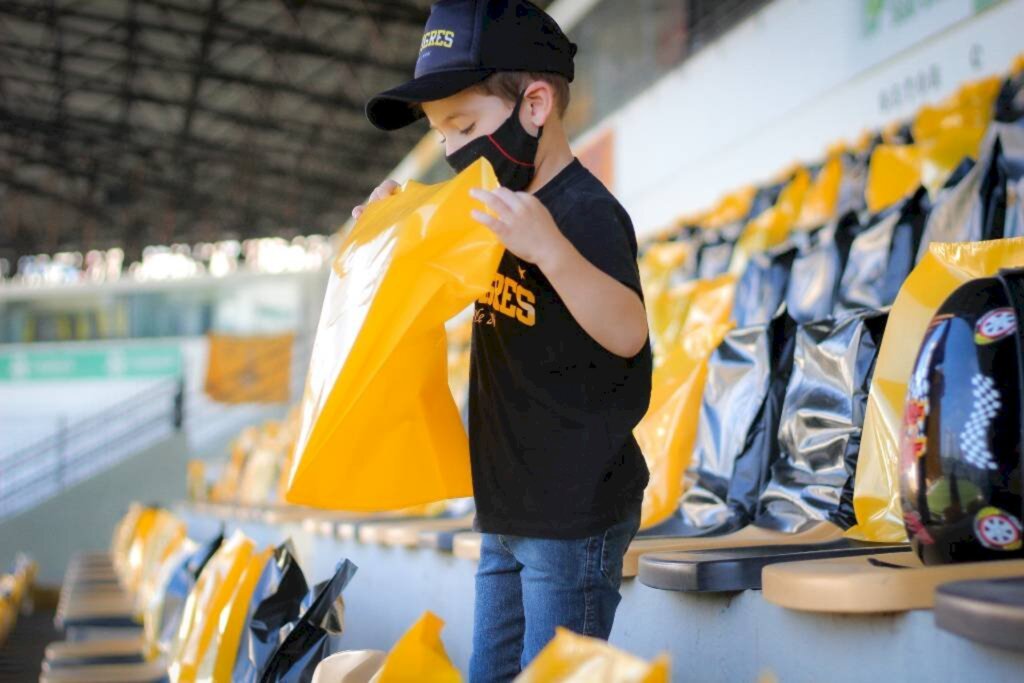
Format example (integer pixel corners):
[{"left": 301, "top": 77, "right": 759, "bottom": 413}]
[{"left": 0, "top": 0, "right": 439, "bottom": 262}]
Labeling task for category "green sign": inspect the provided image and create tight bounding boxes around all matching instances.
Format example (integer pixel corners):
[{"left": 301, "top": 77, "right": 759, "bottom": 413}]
[
  {"left": 0, "top": 345, "right": 182, "bottom": 381},
  {"left": 862, "top": 0, "right": 1005, "bottom": 37}
]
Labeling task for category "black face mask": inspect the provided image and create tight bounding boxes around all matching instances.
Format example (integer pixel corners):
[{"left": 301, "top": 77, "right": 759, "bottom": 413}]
[{"left": 445, "top": 91, "right": 541, "bottom": 191}]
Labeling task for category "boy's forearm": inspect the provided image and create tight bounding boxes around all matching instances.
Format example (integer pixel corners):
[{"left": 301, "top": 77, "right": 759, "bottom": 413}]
[{"left": 538, "top": 238, "right": 649, "bottom": 358}]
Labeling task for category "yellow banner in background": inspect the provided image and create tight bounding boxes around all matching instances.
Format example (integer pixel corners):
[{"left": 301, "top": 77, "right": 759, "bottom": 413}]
[{"left": 204, "top": 333, "right": 293, "bottom": 403}]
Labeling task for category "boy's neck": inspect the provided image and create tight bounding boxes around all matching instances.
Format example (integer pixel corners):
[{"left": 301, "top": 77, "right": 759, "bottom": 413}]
[{"left": 525, "top": 127, "right": 574, "bottom": 195}]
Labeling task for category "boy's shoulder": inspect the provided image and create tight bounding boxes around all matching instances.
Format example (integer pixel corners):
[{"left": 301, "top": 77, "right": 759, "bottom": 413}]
[{"left": 539, "top": 159, "right": 634, "bottom": 230}]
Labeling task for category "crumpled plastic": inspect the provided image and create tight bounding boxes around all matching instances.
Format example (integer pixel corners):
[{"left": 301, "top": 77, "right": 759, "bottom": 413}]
[
  {"left": 259, "top": 560, "right": 358, "bottom": 683},
  {"left": 371, "top": 611, "right": 461, "bottom": 683},
  {"left": 232, "top": 541, "right": 309, "bottom": 682},
  {"left": 170, "top": 530, "right": 258, "bottom": 682},
  {"left": 640, "top": 241, "right": 697, "bottom": 356},
  {"left": 756, "top": 309, "right": 889, "bottom": 532},
  {"left": 513, "top": 626, "right": 670, "bottom": 683},
  {"left": 795, "top": 155, "right": 843, "bottom": 231},
  {"left": 676, "top": 312, "right": 797, "bottom": 536},
  {"left": 729, "top": 169, "right": 810, "bottom": 276},
  {"left": 733, "top": 243, "right": 797, "bottom": 327},
  {"left": 848, "top": 237, "right": 1024, "bottom": 542},
  {"left": 286, "top": 158, "right": 503, "bottom": 511},
  {"left": 199, "top": 543, "right": 276, "bottom": 682},
  {"left": 635, "top": 275, "right": 736, "bottom": 530},
  {"left": 786, "top": 212, "right": 863, "bottom": 323},
  {"left": 150, "top": 532, "right": 224, "bottom": 660},
  {"left": 915, "top": 124, "right": 1024, "bottom": 259}
]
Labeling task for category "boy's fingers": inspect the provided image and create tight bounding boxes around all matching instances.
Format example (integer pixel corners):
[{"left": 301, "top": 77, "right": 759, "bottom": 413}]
[
  {"left": 492, "top": 187, "right": 525, "bottom": 211},
  {"left": 471, "top": 209, "right": 505, "bottom": 233},
  {"left": 470, "top": 189, "right": 513, "bottom": 218}
]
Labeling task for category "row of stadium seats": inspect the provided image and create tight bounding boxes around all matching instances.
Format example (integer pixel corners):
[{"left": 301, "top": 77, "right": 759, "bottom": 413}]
[
  {"left": 39, "top": 504, "right": 669, "bottom": 682},
  {"left": 0, "top": 554, "right": 37, "bottom": 649},
  {"left": 177, "top": 52, "right": 1024, "bottom": 665}
]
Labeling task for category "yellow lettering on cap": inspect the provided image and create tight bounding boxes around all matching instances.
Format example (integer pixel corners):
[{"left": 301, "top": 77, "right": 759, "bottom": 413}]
[{"left": 421, "top": 29, "right": 456, "bottom": 52}]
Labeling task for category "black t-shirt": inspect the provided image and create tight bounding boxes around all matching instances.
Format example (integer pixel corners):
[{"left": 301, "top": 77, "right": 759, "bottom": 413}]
[{"left": 468, "top": 158, "right": 653, "bottom": 539}]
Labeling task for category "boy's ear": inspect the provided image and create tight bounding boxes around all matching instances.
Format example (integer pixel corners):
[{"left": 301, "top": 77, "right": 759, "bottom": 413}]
[{"left": 522, "top": 81, "right": 555, "bottom": 131}]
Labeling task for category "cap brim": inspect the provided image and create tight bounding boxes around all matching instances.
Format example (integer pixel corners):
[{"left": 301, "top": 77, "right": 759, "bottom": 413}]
[{"left": 366, "top": 69, "right": 494, "bottom": 131}]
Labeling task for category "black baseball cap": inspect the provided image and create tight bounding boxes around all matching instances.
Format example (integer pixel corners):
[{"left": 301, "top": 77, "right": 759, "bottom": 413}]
[{"left": 365, "top": 0, "right": 577, "bottom": 131}]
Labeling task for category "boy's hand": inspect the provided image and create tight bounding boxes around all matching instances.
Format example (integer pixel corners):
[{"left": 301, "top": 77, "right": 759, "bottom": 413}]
[
  {"left": 469, "top": 188, "right": 570, "bottom": 272},
  {"left": 351, "top": 179, "right": 401, "bottom": 220}
]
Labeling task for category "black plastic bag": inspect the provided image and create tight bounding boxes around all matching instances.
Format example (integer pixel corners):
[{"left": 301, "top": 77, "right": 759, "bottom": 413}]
[
  {"left": 233, "top": 540, "right": 309, "bottom": 682},
  {"left": 915, "top": 123, "right": 1024, "bottom": 259},
  {"left": 695, "top": 222, "right": 742, "bottom": 280},
  {"left": 666, "top": 312, "right": 797, "bottom": 537},
  {"left": 786, "top": 212, "right": 863, "bottom": 323},
  {"left": 995, "top": 69, "right": 1024, "bottom": 124},
  {"left": 755, "top": 309, "right": 888, "bottom": 533},
  {"left": 259, "top": 560, "right": 358, "bottom": 683},
  {"left": 836, "top": 151, "right": 869, "bottom": 218},
  {"left": 836, "top": 186, "right": 932, "bottom": 313},
  {"left": 733, "top": 244, "right": 797, "bottom": 326}
]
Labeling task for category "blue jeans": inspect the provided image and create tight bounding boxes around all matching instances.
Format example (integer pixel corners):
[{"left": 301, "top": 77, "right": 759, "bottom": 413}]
[{"left": 467, "top": 507, "right": 642, "bottom": 683}]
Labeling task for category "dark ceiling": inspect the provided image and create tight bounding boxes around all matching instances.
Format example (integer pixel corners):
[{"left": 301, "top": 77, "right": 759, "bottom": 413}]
[{"left": 0, "top": 0, "right": 444, "bottom": 263}]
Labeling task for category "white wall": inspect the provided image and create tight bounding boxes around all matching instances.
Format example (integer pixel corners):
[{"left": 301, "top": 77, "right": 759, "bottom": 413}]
[{"left": 599, "top": 0, "right": 1024, "bottom": 236}]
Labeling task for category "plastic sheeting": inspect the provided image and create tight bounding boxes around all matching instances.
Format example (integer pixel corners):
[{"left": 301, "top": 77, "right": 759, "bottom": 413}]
[
  {"left": 729, "top": 170, "right": 810, "bottom": 277},
  {"left": 636, "top": 275, "right": 736, "bottom": 530},
  {"left": 513, "top": 626, "right": 670, "bottom": 683},
  {"left": 371, "top": 611, "right": 461, "bottom": 683},
  {"left": 694, "top": 224, "right": 741, "bottom": 280},
  {"left": 672, "top": 312, "right": 797, "bottom": 537},
  {"left": 756, "top": 310, "right": 889, "bottom": 533},
  {"left": 233, "top": 542, "right": 309, "bottom": 682},
  {"left": 837, "top": 159, "right": 977, "bottom": 315},
  {"left": 849, "top": 238, "right": 1024, "bottom": 543},
  {"left": 786, "top": 212, "right": 863, "bottom": 323},
  {"left": 286, "top": 159, "right": 503, "bottom": 511},
  {"left": 260, "top": 560, "right": 358, "bottom": 683},
  {"left": 201, "top": 544, "right": 276, "bottom": 681},
  {"left": 916, "top": 124, "right": 1024, "bottom": 260},
  {"left": 171, "top": 530, "right": 257, "bottom": 682},
  {"left": 151, "top": 532, "right": 224, "bottom": 659},
  {"left": 640, "top": 241, "right": 697, "bottom": 357},
  {"left": 733, "top": 243, "right": 797, "bottom": 327}
]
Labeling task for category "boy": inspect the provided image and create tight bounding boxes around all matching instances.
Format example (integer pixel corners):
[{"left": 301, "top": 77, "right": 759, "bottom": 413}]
[{"left": 355, "top": 1, "right": 652, "bottom": 680}]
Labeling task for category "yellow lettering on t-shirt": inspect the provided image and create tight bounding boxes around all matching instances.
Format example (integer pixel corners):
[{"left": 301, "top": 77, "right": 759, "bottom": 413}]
[{"left": 515, "top": 287, "right": 536, "bottom": 326}]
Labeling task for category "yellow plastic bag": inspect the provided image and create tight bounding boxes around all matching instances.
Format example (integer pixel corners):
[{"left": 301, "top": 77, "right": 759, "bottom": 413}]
[
  {"left": 795, "top": 155, "right": 842, "bottom": 230},
  {"left": 286, "top": 159, "right": 503, "bottom": 511},
  {"left": 729, "top": 169, "right": 810, "bottom": 276},
  {"left": 124, "top": 507, "right": 160, "bottom": 594},
  {"left": 110, "top": 503, "right": 146, "bottom": 575},
  {"left": 700, "top": 186, "right": 756, "bottom": 231},
  {"left": 169, "top": 530, "right": 256, "bottom": 682},
  {"left": 143, "top": 538, "right": 198, "bottom": 662},
  {"left": 639, "top": 241, "right": 693, "bottom": 356},
  {"left": 848, "top": 238, "right": 1024, "bottom": 542},
  {"left": 649, "top": 281, "right": 697, "bottom": 363},
  {"left": 133, "top": 511, "right": 187, "bottom": 618},
  {"left": 372, "top": 611, "right": 461, "bottom": 683},
  {"left": 513, "top": 627, "right": 670, "bottom": 683},
  {"left": 636, "top": 275, "right": 736, "bottom": 529},
  {"left": 199, "top": 544, "right": 275, "bottom": 682},
  {"left": 865, "top": 144, "right": 922, "bottom": 214}
]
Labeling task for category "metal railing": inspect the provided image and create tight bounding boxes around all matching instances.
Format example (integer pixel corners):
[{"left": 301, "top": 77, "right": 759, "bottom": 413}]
[
  {"left": 0, "top": 377, "right": 183, "bottom": 519},
  {"left": 0, "top": 332, "right": 312, "bottom": 521}
]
